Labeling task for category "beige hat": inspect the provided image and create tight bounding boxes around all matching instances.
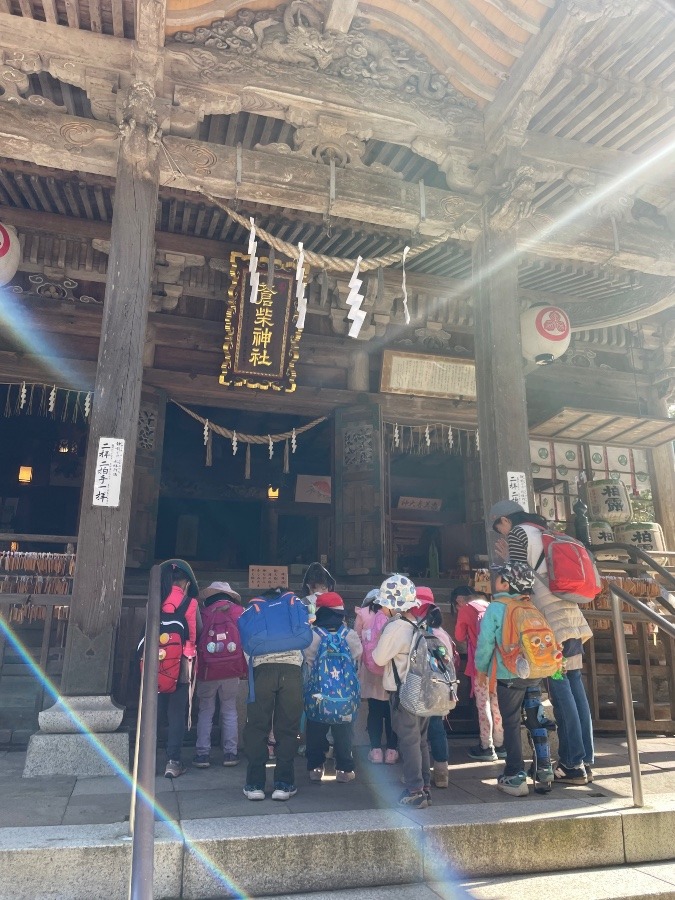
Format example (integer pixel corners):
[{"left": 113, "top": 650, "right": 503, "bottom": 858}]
[{"left": 199, "top": 581, "right": 241, "bottom": 604}]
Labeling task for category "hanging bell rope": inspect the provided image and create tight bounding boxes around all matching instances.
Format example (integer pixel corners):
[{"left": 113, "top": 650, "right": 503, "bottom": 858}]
[{"left": 171, "top": 400, "right": 327, "bottom": 445}]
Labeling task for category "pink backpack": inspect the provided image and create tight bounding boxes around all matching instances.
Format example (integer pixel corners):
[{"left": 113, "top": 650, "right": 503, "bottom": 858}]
[
  {"left": 360, "top": 609, "right": 388, "bottom": 676},
  {"left": 197, "top": 601, "right": 247, "bottom": 681}
]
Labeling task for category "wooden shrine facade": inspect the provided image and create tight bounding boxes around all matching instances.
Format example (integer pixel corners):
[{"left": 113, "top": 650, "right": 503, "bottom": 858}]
[{"left": 1, "top": 0, "right": 675, "bottom": 744}]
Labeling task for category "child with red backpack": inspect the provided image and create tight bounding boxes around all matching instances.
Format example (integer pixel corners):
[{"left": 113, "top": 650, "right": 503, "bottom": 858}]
[
  {"left": 474, "top": 562, "right": 562, "bottom": 797},
  {"left": 193, "top": 581, "right": 247, "bottom": 769},
  {"left": 354, "top": 588, "right": 398, "bottom": 765},
  {"left": 155, "top": 559, "right": 201, "bottom": 779}
]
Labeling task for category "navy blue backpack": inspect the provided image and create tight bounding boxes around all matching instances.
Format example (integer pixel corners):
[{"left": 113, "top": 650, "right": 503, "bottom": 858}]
[{"left": 304, "top": 625, "right": 361, "bottom": 725}]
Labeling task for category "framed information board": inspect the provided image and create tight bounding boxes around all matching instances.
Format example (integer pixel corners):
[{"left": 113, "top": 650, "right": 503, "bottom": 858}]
[{"left": 381, "top": 350, "right": 476, "bottom": 400}]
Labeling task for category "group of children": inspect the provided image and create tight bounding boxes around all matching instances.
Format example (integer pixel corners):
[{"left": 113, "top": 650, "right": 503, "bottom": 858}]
[{"left": 154, "top": 547, "right": 579, "bottom": 805}]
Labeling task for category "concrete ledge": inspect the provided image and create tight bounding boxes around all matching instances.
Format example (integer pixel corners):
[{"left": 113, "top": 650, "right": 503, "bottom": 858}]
[
  {"left": 23, "top": 731, "right": 129, "bottom": 777},
  {"left": 418, "top": 802, "right": 625, "bottom": 878},
  {"left": 622, "top": 800, "right": 675, "bottom": 864},
  {"left": 0, "top": 823, "right": 182, "bottom": 900},
  {"left": 181, "top": 810, "right": 424, "bottom": 899}
]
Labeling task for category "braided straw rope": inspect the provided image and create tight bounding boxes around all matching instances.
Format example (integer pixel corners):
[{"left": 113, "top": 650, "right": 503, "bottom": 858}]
[
  {"left": 201, "top": 190, "right": 451, "bottom": 273},
  {"left": 173, "top": 400, "right": 327, "bottom": 444}
]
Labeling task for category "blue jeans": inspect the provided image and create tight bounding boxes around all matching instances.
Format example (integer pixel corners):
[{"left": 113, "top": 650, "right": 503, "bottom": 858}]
[
  {"left": 548, "top": 669, "right": 594, "bottom": 768},
  {"left": 427, "top": 716, "right": 448, "bottom": 762}
]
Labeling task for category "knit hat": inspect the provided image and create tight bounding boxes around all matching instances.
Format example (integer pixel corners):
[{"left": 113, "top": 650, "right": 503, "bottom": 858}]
[
  {"left": 199, "top": 581, "right": 241, "bottom": 604},
  {"left": 315, "top": 591, "right": 344, "bottom": 610},
  {"left": 489, "top": 500, "right": 524, "bottom": 523}
]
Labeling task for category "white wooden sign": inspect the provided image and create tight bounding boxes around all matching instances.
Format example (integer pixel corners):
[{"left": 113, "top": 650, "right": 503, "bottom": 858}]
[
  {"left": 92, "top": 438, "right": 125, "bottom": 508},
  {"left": 507, "top": 471, "right": 529, "bottom": 512},
  {"left": 381, "top": 350, "right": 476, "bottom": 400}
]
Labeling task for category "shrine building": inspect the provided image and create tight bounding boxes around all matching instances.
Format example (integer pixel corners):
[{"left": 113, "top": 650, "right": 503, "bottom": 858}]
[{"left": 1, "top": 0, "right": 675, "bottom": 768}]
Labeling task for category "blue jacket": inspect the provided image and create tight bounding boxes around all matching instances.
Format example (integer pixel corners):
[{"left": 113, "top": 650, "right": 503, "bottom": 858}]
[{"left": 473, "top": 594, "right": 519, "bottom": 681}]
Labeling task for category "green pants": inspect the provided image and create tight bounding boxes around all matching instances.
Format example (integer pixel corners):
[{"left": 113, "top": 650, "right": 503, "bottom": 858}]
[{"left": 243, "top": 663, "right": 303, "bottom": 787}]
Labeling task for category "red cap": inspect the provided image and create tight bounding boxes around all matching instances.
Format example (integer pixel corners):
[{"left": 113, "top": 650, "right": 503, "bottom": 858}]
[
  {"left": 415, "top": 586, "right": 434, "bottom": 604},
  {"left": 316, "top": 591, "right": 344, "bottom": 610}
]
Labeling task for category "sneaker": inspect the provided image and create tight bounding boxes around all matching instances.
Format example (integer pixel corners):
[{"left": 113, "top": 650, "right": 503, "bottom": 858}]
[
  {"left": 271, "top": 782, "right": 298, "bottom": 801},
  {"left": 309, "top": 767, "right": 324, "bottom": 782},
  {"left": 585, "top": 764, "right": 594, "bottom": 783},
  {"left": 398, "top": 789, "right": 429, "bottom": 809},
  {"left": 164, "top": 760, "right": 187, "bottom": 779},
  {"left": 423, "top": 786, "right": 433, "bottom": 806},
  {"left": 192, "top": 753, "right": 211, "bottom": 768},
  {"left": 468, "top": 744, "right": 498, "bottom": 762},
  {"left": 554, "top": 763, "right": 588, "bottom": 785},
  {"left": 384, "top": 748, "right": 399, "bottom": 765},
  {"left": 336, "top": 770, "right": 355, "bottom": 783},
  {"left": 531, "top": 764, "right": 554, "bottom": 794},
  {"left": 368, "top": 748, "right": 384, "bottom": 764},
  {"left": 497, "top": 771, "right": 529, "bottom": 797},
  {"left": 495, "top": 745, "right": 507, "bottom": 759},
  {"left": 222, "top": 753, "right": 240, "bottom": 767},
  {"left": 243, "top": 784, "right": 266, "bottom": 801}
]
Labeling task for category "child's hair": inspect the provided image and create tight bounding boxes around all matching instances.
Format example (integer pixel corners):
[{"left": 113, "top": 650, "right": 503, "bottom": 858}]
[
  {"left": 449, "top": 585, "right": 489, "bottom": 613},
  {"left": 160, "top": 567, "right": 189, "bottom": 604},
  {"left": 493, "top": 510, "right": 547, "bottom": 532}
]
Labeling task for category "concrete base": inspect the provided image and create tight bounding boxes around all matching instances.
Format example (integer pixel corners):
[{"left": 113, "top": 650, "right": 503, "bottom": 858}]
[
  {"left": 23, "top": 730, "right": 129, "bottom": 777},
  {"left": 39, "top": 695, "right": 125, "bottom": 734}
]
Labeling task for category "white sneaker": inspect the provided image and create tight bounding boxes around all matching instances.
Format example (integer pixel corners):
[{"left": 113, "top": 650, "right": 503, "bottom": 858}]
[
  {"left": 243, "top": 785, "right": 265, "bottom": 801},
  {"left": 271, "top": 782, "right": 298, "bottom": 801}
]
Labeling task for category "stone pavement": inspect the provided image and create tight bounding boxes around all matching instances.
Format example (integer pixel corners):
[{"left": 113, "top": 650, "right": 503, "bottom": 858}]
[{"left": 0, "top": 733, "right": 673, "bottom": 828}]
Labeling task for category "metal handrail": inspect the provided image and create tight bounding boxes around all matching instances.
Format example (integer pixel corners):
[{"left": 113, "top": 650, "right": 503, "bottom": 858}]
[
  {"left": 590, "top": 542, "right": 675, "bottom": 595},
  {"left": 606, "top": 581, "right": 675, "bottom": 810},
  {"left": 128, "top": 564, "right": 161, "bottom": 900}
]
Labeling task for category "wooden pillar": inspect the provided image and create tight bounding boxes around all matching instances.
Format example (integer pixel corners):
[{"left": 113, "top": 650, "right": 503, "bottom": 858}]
[
  {"left": 126, "top": 388, "right": 167, "bottom": 568},
  {"left": 334, "top": 401, "right": 385, "bottom": 576},
  {"left": 648, "top": 391, "right": 675, "bottom": 550},
  {"left": 60, "top": 84, "right": 162, "bottom": 697},
  {"left": 472, "top": 220, "right": 534, "bottom": 557}
]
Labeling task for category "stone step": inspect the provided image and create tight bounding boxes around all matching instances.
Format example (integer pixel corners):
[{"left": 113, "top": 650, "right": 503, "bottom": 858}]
[
  {"left": 255, "top": 862, "right": 675, "bottom": 900},
  {"left": 2, "top": 799, "right": 675, "bottom": 899}
]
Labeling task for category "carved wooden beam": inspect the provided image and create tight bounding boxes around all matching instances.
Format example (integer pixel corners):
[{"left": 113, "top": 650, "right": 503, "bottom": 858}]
[{"left": 325, "top": 0, "right": 359, "bottom": 33}]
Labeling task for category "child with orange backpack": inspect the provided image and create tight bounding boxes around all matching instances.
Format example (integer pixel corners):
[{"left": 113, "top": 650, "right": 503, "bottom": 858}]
[
  {"left": 193, "top": 581, "right": 247, "bottom": 769},
  {"left": 474, "top": 562, "right": 562, "bottom": 797}
]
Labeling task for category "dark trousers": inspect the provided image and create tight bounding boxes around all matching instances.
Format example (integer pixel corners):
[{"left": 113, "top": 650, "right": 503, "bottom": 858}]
[
  {"left": 243, "top": 663, "right": 303, "bottom": 787},
  {"left": 497, "top": 678, "right": 541, "bottom": 776},
  {"left": 428, "top": 716, "right": 448, "bottom": 762},
  {"left": 158, "top": 682, "right": 189, "bottom": 762},
  {"left": 306, "top": 720, "right": 354, "bottom": 772},
  {"left": 366, "top": 698, "right": 397, "bottom": 750}
]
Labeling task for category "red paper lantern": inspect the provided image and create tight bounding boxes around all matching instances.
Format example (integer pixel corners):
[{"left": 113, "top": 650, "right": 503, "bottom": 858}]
[
  {"left": 0, "top": 223, "right": 20, "bottom": 287},
  {"left": 520, "top": 305, "right": 571, "bottom": 365}
]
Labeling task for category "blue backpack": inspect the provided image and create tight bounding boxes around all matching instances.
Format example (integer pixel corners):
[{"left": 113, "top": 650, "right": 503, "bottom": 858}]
[
  {"left": 304, "top": 625, "right": 361, "bottom": 725},
  {"left": 238, "top": 591, "right": 312, "bottom": 701}
]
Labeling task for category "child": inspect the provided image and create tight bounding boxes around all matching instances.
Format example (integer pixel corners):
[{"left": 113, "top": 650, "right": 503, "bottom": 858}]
[
  {"left": 241, "top": 588, "right": 307, "bottom": 802},
  {"left": 157, "top": 559, "right": 201, "bottom": 779},
  {"left": 193, "top": 581, "right": 246, "bottom": 768},
  {"left": 354, "top": 588, "right": 398, "bottom": 764},
  {"left": 411, "top": 586, "right": 457, "bottom": 789},
  {"left": 371, "top": 573, "right": 433, "bottom": 809},
  {"left": 301, "top": 561, "right": 335, "bottom": 624},
  {"left": 304, "top": 592, "right": 362, "bottom": 782},
  {"left": 451, "top": 585, "right": 505, "bottom": 762},
  {"left": 474, "top": 562, "right": 559, "bottom": 797}
]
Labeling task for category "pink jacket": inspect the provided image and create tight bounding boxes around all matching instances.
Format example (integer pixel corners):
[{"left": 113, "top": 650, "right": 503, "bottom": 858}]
[
  {"left": 354, "top": 606, "right": 389, "bottom": 701},
  {"left": 163, "top": 584, "right": 199, "bottom": 658}
]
